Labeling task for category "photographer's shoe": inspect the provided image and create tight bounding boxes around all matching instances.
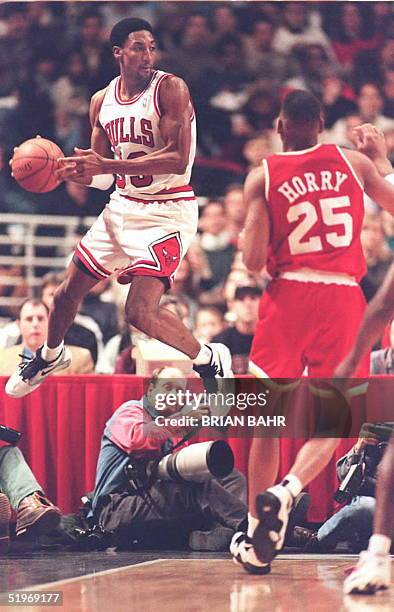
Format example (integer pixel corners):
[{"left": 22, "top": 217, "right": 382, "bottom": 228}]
[
  {"left": 0, "top": 494, "right": 11, "bottom": 554},
  {"left": 343, "top": 551, "right": 391, "bottom": 595},
  {"left": 193, "top": 343, "right": 233, "bottom": 391},
  {"left": 230, "top": 532, "right": 271, "bottom": 575},
  {"left": 253, "top": 485, "right": 294, "bottom": 564},
  {"left": 16, "top": 492, "right": 61, "bottom": 537},
  {"left": 6, "top": 346, "right": 71, "bottom": 398}
]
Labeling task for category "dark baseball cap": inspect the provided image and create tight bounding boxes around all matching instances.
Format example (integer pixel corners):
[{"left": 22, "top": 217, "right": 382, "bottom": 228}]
[{"left": 234, "top": 286, "right": 263, "bottom": 300}]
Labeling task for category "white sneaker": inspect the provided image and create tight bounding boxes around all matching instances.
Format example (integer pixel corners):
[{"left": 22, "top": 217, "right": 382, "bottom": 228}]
[
  {"left": 5, "top": 346, "right": 72, "bottom": 398},
  {"left": 193, "top": 343, "right": 233, "bottom": 390},
  {"left": 343, "top": 550, "right": 391, "bottom": 595},
  {"left": 253, "top": 485, "right": 294, "bottom": 564},
  {"left": 230, "top": 531, "right": 271, "bottom": 575}
]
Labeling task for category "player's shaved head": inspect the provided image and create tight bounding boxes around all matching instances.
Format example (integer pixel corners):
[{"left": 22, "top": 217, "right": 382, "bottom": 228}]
[
  {"left": 110, "top": 18, "right": 153, "bottom": 48},
  {"left": 281, "top": 90, "right": 322, "bottom": 124}
]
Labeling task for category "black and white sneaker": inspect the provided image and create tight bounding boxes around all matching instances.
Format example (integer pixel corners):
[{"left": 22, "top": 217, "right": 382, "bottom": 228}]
[
  {"left": 253, "top": 485, "right": 294, "bottom": 565},
  {"left": 230, "top": 532, "right": 271, "bottom": 575},
  {"left": 193, "top": 343, "right": 233, "bottom": 391},
  {"left": 5, "top": 346, "right": 72, "bottom": 398}
]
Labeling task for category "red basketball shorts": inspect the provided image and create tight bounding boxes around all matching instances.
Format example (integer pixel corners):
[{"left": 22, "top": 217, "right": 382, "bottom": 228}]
[{"left": 249, "top": 277, "right": 369, "bottom": 382}]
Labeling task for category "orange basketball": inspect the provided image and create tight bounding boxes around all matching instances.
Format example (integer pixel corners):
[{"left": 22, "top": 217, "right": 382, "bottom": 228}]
[{"left": 11, "top": 137, "right": 64, "bottom": 193}]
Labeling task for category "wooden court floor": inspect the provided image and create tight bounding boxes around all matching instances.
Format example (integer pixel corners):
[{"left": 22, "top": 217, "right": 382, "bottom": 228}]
[{"left": 3, "top": 555, "right": 393, "bottom": 612}]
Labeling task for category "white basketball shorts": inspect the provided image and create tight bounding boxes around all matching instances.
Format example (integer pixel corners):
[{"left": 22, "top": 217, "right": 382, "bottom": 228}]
[{"left": 73, "top": 191, "right": 198, "bottom": 287}]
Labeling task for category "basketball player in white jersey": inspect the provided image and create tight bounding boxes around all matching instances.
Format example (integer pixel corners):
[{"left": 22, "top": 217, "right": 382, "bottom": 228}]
[{"left": 6, "top": 18, "right": 232, "bottom": 397}]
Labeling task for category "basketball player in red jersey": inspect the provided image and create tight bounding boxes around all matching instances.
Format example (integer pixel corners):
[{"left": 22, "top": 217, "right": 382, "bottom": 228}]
[
  {"left": 231, "top": 91, "right": 394, "bottom": 575},
  {"left": 332, "top": 125, "right": 394, "bottom": 595},
  {"left": 6, "top": 18, "right": 232, "bottom": 398}
]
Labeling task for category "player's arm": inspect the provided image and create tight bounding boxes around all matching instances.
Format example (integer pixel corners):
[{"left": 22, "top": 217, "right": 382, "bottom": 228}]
[
  {"left": 334, "top": 261, "right": 394, "bottom": 378},
  {"left": 242, "top": 166, "right": 270, "bottom": 271},
  {"left": 60, "top": 76, "right": 192, "bottom": 178},
  {"left": 345, "top": 148, "right": 394, "bottom": 215}
]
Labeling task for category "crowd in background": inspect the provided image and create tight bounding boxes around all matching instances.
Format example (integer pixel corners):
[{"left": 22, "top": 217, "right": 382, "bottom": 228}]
[{"left": 1, "top": 1, "right": 394, "bottom": 374}]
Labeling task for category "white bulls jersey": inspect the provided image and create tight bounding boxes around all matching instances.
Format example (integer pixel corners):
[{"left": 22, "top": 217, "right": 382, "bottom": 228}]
[{"left": 99, "top": 70, "right": 196, "bottom": 201}]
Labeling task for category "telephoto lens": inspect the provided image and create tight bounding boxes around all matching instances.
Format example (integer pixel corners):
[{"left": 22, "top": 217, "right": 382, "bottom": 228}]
[{"left": 156, "top": 440, "right": 234, "bottom": 483}]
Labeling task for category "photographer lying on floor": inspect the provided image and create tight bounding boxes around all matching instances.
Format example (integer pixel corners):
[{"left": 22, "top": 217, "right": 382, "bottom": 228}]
[
  {"left": 88, "top": 367, "right": 249, "bottom": 551},
  {"left": 290, "top": 423, "right": 393, "bottom": 553}
]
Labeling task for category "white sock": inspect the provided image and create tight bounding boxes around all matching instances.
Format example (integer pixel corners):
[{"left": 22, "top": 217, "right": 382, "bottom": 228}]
[
  {"left": 368, "top": 534, "right": 391, "bottom": 556},
  {"left": 42, "top": 342, "right": 64, "bottom": 362},
  {"left": 280, "top": 474, "right": 302, "bottom": 499},
  {"left": 193, "top": 344, "right": 212, "bottom": 365},
  {"left": 247, "top": 513, "right": 259, "bottom": 538}
]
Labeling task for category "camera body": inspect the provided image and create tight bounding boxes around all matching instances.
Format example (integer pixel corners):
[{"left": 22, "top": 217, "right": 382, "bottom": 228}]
[{"left": 334, "top": 423, "right": 393, "bottom": 504}]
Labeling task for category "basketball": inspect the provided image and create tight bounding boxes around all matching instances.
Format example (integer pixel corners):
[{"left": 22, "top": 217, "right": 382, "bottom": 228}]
[{"left": 11, "top": 137, "right": 64, "bottom": 193}]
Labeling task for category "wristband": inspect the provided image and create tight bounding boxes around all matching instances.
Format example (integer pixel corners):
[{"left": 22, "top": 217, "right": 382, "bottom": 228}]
[{"left": 88, "top": 174, "right": 114, "bottom": 190}]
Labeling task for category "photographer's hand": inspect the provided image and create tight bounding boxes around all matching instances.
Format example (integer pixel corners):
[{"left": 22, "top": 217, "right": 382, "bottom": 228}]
[{"left": 353, "top": 435, "right": 379, "bottom": 455}]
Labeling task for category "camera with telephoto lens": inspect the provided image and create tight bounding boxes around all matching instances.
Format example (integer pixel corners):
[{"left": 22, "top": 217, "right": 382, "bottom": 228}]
[
  {"left": 124, "top": 440, "right": 234, "bottom": 494},
  {"left": 0, "top": 424, "right": 21, "bottom": 444},
  {"left": 334, "top": 422, "right": 394, "bottom": 503}
]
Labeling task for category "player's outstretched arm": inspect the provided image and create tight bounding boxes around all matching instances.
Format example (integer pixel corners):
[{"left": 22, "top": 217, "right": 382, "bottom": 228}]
[
  {"left": 58, "top": 76, "right": 192, "bottom": 179},
  {"left": 345, "top": 148, "right": 394, "bottom": 215},
  {"left": 334, "top": 261, "right": 394, "bottom": 378},
  {"left": 352, "top": 124, "right": 393, "bottom": 177},
  {"left": 242, "top": 166, "right": 270, "bottom": 271}
]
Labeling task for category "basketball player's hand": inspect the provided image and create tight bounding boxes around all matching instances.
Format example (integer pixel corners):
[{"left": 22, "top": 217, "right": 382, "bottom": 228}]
[
  {"left": 353, "top": 124, "right": 389, "bottom": 165},
  {"left": 56, "top": 147, "right": 105, "bottom": 180}
]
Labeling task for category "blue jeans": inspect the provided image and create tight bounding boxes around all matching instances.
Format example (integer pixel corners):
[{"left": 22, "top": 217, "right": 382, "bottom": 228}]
[
  {"left": 317, "top": 495, "right": 375, "bottom": 550},
  {"left": 0, "top": 446, "right": 42, "bottom": 509}
]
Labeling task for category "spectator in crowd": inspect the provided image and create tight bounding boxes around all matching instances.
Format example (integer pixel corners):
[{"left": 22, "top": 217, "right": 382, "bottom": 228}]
[
  {"left": 90, "top": 367, "right": 248, "bottom": 551},
  {"left": 330, "top": 83, "right": 394, "bottom": 146},
  {"left": 0, "top": 298, "right": 94, "bottom": 375},
  {"left": 210, "top": 4, "right": 239, "bottom": 46},
  {"left": 371, "top": 319, "right": 394, "bottom": 375},
  {"left": 223, "top": 184, "right": 246, "bottom": 247},
  {"left": 321, "top": 73, "right": 357, "bottom": 129},
  {"left": 330, "top": 2, "right": 381, "bottom": 76},
  {"left": 285, "top": 43, "right": 337, "bottom": 100},
  {"left": 213, "top": 286, "right": 262, "bottom": 374},
  {"left": 159, "top": 12, "right": 213, "bottom": 93},
  {"left": 194, "top": 34, "right": 252, "bottom": 158},
  {"left": 51, "top": 51, "right": 91, "bottom": 154},
  {"left": 199, "top": 201, "right": 235, "bottom": 291},
  {"left": 361, "top": 212, "right": 393, "bottom": 301},
  {"left": 272, "top": 2, "right": 334, "bottom": 60},
  {"left": 291, "top": 425, "right": 390, "bottom": 553},
  {"left": 195, "top": 306, "right": 226, "bottom": 344},
  {"left": 243, "top": 17, "right": 299, "bottom": 85},
  {"left": 0, "top": 444, "right": 61, "bottom": 553},
  {"left": 71, "top": 10, "right": 116, "bottom": 95}
]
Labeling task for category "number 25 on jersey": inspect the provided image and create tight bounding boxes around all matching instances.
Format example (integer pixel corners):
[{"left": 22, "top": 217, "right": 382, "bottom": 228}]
[{"left": 287, "top": 195, "right": 353, "bottom": 255}]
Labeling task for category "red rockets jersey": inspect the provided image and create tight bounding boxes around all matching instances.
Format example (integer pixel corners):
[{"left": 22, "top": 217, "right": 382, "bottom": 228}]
[{"left": 263, "top": 143, "right": 366, "bottom": 281}]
